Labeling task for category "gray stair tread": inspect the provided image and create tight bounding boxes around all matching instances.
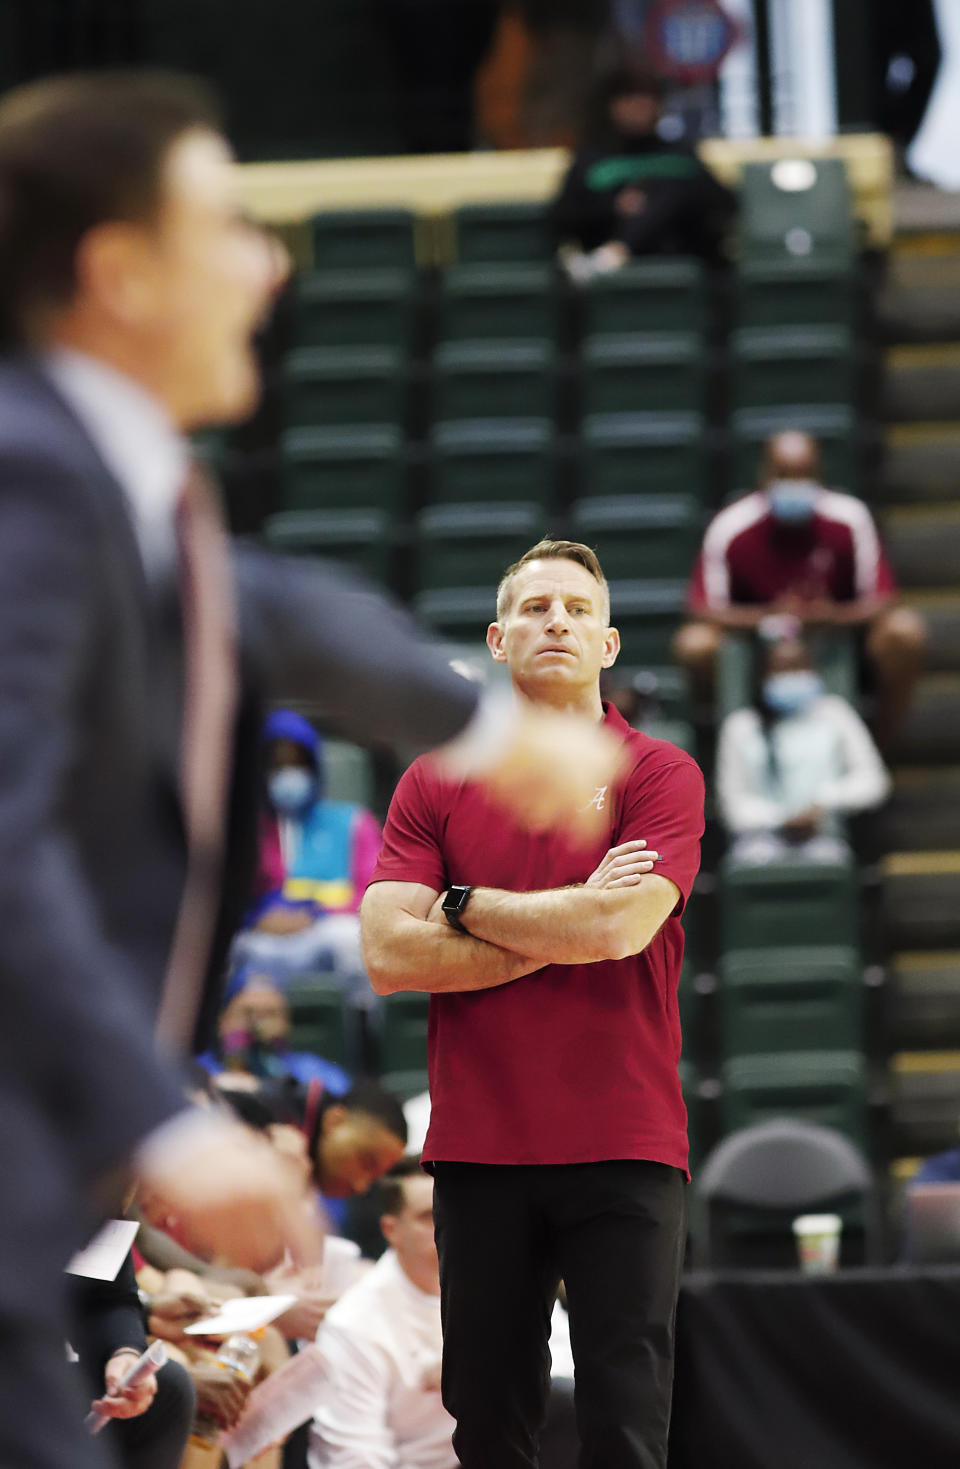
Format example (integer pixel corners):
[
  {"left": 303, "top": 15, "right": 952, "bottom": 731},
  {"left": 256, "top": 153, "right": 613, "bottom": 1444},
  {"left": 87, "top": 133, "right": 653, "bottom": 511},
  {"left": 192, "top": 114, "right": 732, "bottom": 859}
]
[
  {"left": 882, "top": 854, "right": 960, "bottom": 949},
  {"left": 882, "top": 506, "right": 960, "bottom": 590},
  {"left": 888, "top": 952, "right": 960, "bottom": 1049},
  {"left": 882, "top": 766, "right": 960, "bottom": 850},
  {"left": 889, "top": 675, "right": 960, "bottom": 764},
  {"left": 880, "top": 426, "right": 960, "bottom": 504},
  {"left": 906, "top": 596, "right": 960, "bottom": 673},
  {"left": 883, "top": 348, "right": 960, "bottom": 422}
]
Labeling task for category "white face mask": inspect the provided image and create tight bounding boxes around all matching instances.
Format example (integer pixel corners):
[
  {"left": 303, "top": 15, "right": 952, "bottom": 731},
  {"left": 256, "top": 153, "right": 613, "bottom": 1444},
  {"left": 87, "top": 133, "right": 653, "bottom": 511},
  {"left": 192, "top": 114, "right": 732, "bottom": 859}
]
[
  {"left": 767, "top": 479, "right": 821, "bottom": 524},
  {"left": 268, "top": 766, "right": 316, "bottom": 814},
  {"left": 763, "top": 670, "right": 824, "bottom": 716}
]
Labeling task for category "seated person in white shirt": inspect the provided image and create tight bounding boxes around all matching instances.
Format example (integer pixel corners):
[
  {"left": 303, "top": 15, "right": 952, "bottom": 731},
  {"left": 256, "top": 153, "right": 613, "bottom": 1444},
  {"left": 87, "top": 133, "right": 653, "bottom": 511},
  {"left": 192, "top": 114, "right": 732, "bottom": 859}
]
[
  {"left": 716, "top": 632, "right": 891, "bottom": 866},
  {"left": 310, "top": 1157, "right": 576, "bottom": 1469}
]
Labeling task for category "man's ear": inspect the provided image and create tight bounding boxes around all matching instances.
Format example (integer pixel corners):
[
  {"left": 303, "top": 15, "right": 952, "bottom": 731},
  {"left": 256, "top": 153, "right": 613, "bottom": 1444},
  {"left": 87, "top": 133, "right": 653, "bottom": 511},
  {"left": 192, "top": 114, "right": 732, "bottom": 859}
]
[
  {"left": 381, "top": 1213, "right": 398, "bottom": 1248},
  {"left": 487, "top": 621, "right": 508, "bottom": 663},
  {"left": 601, "top": 626, "right": 621, "bottom": 669}
]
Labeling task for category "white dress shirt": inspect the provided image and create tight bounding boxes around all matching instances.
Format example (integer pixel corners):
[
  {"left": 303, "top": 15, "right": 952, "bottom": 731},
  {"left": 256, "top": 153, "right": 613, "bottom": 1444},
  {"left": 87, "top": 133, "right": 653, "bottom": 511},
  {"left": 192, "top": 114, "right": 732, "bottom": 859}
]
[
  {"left": 310, "top": 1252, "right": 575, "bottom": 1469},
  {"left": 42, "top": 347, "right": 187, "bottom": 576},
  {"left": 310, "top": 1250, "right": 454, "bottom": 1469}
]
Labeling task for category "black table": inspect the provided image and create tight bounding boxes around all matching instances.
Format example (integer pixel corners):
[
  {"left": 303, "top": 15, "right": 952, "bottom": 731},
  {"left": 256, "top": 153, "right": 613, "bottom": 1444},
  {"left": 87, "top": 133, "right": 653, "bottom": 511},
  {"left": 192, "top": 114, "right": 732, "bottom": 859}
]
[{"left": 669, "top": 1266, "right": 960, "bottom": 1469}]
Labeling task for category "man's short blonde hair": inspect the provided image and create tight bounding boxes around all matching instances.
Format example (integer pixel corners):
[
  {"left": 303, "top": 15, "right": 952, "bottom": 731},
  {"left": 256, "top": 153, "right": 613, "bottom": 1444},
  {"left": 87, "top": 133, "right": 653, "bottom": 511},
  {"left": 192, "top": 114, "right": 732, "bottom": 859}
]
[{"left": 496, "top": 539, "right": 610, "bottom": 623}]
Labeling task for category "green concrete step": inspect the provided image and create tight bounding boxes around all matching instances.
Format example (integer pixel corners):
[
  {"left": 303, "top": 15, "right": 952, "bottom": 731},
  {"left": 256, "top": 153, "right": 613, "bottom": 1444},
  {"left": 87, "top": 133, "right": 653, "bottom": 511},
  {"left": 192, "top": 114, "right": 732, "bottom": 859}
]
[
  {"left": 882, "top": 505, "right": 960, "bottom": 590},
  {"left": 888, "top": 953, "right": 960, "bottom": 1050},
  {"left": 882, "top": 345, "right": 960, "bottom": 423},
  {"left": 881, "top": 767, "right": 960, "bottom": 852},
  {"left": 879, "top": 425, "right": 960, "bottom": 505},
  {"left": 882, "top": 853, "right": 960, "bottom": 950},
  {"left": 890, "top": 675, "right": 960, "bottom": 764},
  {"left": 880, "top": 251, "right": 960, "bottom": 344}
]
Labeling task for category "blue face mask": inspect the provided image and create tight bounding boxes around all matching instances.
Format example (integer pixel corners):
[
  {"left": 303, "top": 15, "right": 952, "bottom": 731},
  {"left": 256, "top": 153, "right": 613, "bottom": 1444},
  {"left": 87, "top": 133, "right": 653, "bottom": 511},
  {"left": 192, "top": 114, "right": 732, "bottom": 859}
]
[
  {"left": 767, "top": 478, "right": 820, "bottom": 524},
  {"left": 268, "top": 766, "right": 317, "bottom": 814},
  {"left": 763, "top": 670, "right": 824, "bottom": 716}
]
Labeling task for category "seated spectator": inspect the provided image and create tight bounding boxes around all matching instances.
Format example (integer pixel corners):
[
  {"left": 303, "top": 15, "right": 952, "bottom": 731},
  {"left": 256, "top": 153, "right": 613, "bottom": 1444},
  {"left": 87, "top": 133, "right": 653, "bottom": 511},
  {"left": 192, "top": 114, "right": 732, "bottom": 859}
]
[
  {"left": 69, "top": 1247, "right": 195, "bottom": 1469},
  {"left": 196, "top": 965, "right": 352, "bottom": 1093},
  {"left": 230, "top": 710, "right": 382, "bottom": 1014},
  {"left": 716, "top": 631, "right": 891, "bottom": 865},
  {"left": 675, "top": 430, "right": 927, "bottom": 743},
  {"left": 548, "top": 61, "right": 735, "bottom": 279},
  {"left": 310, "top": 1158, "right": 576, "bottom": 1469}
]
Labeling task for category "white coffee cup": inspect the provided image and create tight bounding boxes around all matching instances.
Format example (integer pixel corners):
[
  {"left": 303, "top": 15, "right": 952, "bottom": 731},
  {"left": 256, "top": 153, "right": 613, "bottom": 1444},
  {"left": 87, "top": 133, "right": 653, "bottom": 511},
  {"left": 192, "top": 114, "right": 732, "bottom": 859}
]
[{"left": 792, "top": 1213, "right": 842, "bottom": 1274}]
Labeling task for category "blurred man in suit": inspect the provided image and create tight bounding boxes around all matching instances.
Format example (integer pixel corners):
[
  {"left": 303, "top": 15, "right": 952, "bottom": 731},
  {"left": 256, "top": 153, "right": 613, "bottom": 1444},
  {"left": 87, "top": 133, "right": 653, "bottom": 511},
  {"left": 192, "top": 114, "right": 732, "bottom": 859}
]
[{"left": 0, "top": 70, "right": 620, "bottom": 1469}]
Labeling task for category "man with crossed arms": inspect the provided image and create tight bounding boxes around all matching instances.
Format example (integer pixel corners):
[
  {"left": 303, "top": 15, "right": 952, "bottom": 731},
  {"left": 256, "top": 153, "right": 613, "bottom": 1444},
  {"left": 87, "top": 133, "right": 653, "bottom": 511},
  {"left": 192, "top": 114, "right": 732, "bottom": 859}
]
[{"left": 362, "top": 539, "right": 705, "bottom": 1469}]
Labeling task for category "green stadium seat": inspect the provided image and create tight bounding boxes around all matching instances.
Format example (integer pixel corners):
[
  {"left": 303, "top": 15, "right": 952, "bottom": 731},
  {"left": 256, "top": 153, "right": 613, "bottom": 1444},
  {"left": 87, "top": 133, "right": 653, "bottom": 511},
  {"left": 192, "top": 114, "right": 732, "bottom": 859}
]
[
  {"left": 736, "top": 256, "right": 857, "bottom": 330},
  {"left": 582, "top": 258, "right": 707, "bottom": 337},
  {"left": 439, "top": 264, "right": 556, "bottom": 342},
  {"left": 452, "top": 201, "right": 551, "bottom": 263},
  {"left": 380, "top": 1069, "right": 430, "bottom": 1104},
  {"left": 620, "top": 664, "right": 692, "bottom": 722},
  {"left": 433, "top": 340, "right": 555, "bottom": 421},
  {"left": 732, "top": 325, "right": 855, "bottom": 412},
  {"left": 381, "top": 992, "right": 429, "bottom": 1075},
  {"left": 322, "top": 739, "right": 375, "bottom": 807},
  {"left": 739, "top": 158, "right": 854, "bottom": 266},
  {"left": 281, "top": 425, "right": 405, "bottom": 514},
  {"left": 583, "top": 333, "right": 706, "bottom": 416},
  {"left": 310, "top": 208, "right": 417, "bottom": 270},
  {"left": 264, "top": 507, "right": 393, "bottom": 585},
  {"left": 581, "top": 412, "right": 708, "bottom": 501},
  {"left": 283, "top": 346, "right": 404, "bottom": 428},
  {"left": 719, "top": 947, "right": 862, "bottom": 1058},
  {"left": 679, "top": 1057, "right": 701, "bottom": 1171},
  {"left": 606, "top": 579, "right": 688, "bottom": 666},
  {"left": 732, "top": 404, "right": 857, "bottom": 493},
  {"left": 429, "top": 418, "right": 556, "bottom": 508},
  {"left": 291, "top": 268, "right": 416, "bottom": 350},
  {"left": 414, "top": 586, "right": 496, "bottom": 644},
  {"left": 720, "top": 1050, "right": 869, "bottom": 1149},
  {"left": 570, "top": 495, "right": 701, "bottom": 580},
  {"left": 719, "top": 854, "right": 860, "bottom": 952},
  {"left": 417, "top": 501, "right": 543, "bottom": 593},
  {"left": 636, "top": 717, "right": 696, "bottom": 754},
  {"left": 286, "top": 979, "right": 354, "bottom": 1068}
]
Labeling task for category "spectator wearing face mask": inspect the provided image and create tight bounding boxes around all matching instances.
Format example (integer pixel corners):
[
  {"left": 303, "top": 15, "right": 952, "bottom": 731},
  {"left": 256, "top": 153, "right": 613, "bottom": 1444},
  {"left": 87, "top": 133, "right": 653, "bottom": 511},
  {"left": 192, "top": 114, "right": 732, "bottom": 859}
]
[
  {"left": 548, "top": 61, "right": 736, "bottom": 281},
  {"left": 197, "top": 967, "right": 352, "bottom": 1094},
  {"left": 674, "top": 430, "right": 927, "bottom": 744},
  {"left": 716, "top": 633, "right": 890, "bottom": 865},
  {"left": 229, "top": 711, "right": 383, "bottom": 1013}
]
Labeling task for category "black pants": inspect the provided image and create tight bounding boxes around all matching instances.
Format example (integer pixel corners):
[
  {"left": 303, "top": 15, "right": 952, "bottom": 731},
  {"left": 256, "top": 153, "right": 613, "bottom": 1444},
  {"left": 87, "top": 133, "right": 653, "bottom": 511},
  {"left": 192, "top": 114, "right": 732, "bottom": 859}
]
[
  {"left": 433, "top": 1160, "right": 686, "bottom": 1469},
  {"left": 101, "top": 1360, "right": 195, "bottom": 1469}
]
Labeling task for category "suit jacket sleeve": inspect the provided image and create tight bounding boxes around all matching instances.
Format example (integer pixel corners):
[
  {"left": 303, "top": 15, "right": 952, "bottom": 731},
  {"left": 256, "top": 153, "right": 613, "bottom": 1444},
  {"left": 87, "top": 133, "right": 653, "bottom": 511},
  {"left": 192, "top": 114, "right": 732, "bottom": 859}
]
[
  {"left": 70, "top": 1249, "right": 148, "bottom": 1383},
  {"left": 234, "top": 544, "right": 481, "bottom": 751},
  {"left": 0, "top": 452, "right": 187, "bottom": 1183}
]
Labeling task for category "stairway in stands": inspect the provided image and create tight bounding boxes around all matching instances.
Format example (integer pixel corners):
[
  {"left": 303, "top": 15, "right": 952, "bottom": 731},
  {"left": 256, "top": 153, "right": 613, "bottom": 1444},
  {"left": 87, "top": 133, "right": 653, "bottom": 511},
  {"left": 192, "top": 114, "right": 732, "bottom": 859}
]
[{"left": 876, "top": 181, "right": 960, "bottom": 1182}]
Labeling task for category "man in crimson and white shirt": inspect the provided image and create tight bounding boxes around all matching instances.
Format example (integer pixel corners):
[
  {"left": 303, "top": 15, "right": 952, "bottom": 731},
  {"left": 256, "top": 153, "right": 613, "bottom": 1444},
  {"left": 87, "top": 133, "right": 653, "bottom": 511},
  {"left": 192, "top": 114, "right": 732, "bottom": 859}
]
[
  {"left": 674, "top": 429, "right": 926, "bottom": 741},
  {"left": 361, "top": 539, "right": 704, "bottom": 1469}
]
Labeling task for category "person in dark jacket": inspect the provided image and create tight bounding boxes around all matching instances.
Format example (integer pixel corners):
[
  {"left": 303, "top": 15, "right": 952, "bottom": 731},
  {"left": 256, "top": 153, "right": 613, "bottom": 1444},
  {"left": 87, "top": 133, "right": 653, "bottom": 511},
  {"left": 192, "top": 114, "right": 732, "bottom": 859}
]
[{"left": 548, "top": 63, "right": 736, "bottom": 278}]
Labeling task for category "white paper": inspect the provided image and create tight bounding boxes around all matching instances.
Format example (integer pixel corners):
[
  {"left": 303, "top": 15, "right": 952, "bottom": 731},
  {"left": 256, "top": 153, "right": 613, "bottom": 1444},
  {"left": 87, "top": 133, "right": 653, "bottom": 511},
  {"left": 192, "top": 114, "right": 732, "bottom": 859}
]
[
  {"left": 183, "top": 1293, "right": 298, "bottom": 1338},
  {"left": 220, "top": 1342, "right": 329, "bottom": 1468},
  {"left": 66, "top": 1220, "right": 140, "bottom": 1281}
]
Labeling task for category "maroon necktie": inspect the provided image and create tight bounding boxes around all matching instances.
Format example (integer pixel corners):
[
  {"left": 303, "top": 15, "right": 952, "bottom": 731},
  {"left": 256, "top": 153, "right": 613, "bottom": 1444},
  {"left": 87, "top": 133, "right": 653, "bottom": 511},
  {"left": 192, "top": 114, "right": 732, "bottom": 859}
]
[{"left": 155, "top": 464, "right": 238, "bottom": 1053}]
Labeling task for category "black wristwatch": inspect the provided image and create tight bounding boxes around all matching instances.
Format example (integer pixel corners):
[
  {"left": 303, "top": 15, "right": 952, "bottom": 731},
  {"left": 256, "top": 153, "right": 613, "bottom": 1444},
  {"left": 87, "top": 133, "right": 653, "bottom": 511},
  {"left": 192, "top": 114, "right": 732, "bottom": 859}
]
[{"left": 442, "top": 884, "right": 473, "bottom": 934}]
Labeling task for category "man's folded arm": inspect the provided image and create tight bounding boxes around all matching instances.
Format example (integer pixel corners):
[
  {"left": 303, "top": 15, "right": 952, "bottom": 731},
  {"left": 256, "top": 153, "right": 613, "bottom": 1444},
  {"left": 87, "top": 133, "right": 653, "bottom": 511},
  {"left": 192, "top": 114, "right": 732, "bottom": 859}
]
[
  {"left": 460, "top": 874, "right": 682, "bottom": 966},
  {"left": 360, "top": 881, "right": 542, "bottom": 995}
]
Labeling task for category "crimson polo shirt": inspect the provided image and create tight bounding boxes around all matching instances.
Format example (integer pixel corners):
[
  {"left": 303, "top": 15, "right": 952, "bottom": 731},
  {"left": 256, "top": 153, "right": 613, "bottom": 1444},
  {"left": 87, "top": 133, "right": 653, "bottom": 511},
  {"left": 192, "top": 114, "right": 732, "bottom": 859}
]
[
  {"left": 687, "top": 488, "right": 897, "bottom": 614},
  {"left": 369, "top": 704, "right": 705, "bottom": 1172}
]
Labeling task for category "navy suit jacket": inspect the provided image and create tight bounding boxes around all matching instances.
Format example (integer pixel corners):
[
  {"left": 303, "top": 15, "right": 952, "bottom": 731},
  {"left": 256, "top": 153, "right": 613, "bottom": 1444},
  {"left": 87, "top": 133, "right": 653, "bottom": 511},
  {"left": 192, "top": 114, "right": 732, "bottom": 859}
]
[{"left": 0, "top": 356, "right": 478, "bottom": 1220}]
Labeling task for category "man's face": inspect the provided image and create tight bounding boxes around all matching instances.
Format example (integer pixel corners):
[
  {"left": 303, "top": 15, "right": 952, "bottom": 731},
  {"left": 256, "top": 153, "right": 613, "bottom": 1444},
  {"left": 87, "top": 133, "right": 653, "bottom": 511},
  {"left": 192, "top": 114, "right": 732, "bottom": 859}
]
[
  {"left": 266, "top": 737, "right": 314, "bottom": 776},
  {"left": 487, "top": 558, "right": 619, "bottom": 702},
  {"left": 609, "top": 91, "right": 661, "bottom": 136},
  {"left": 219, "top": 981, "right": 289, "bottom": 1045},
  {"left": 381, "top": 1174, "right": 439, "bottom": 1285},
  {"left": 95, "top": 127, "right": 280, "bottom": 428},
  {"left": 316, "top": 1107, "right": 406, "bottom": 1199}
]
